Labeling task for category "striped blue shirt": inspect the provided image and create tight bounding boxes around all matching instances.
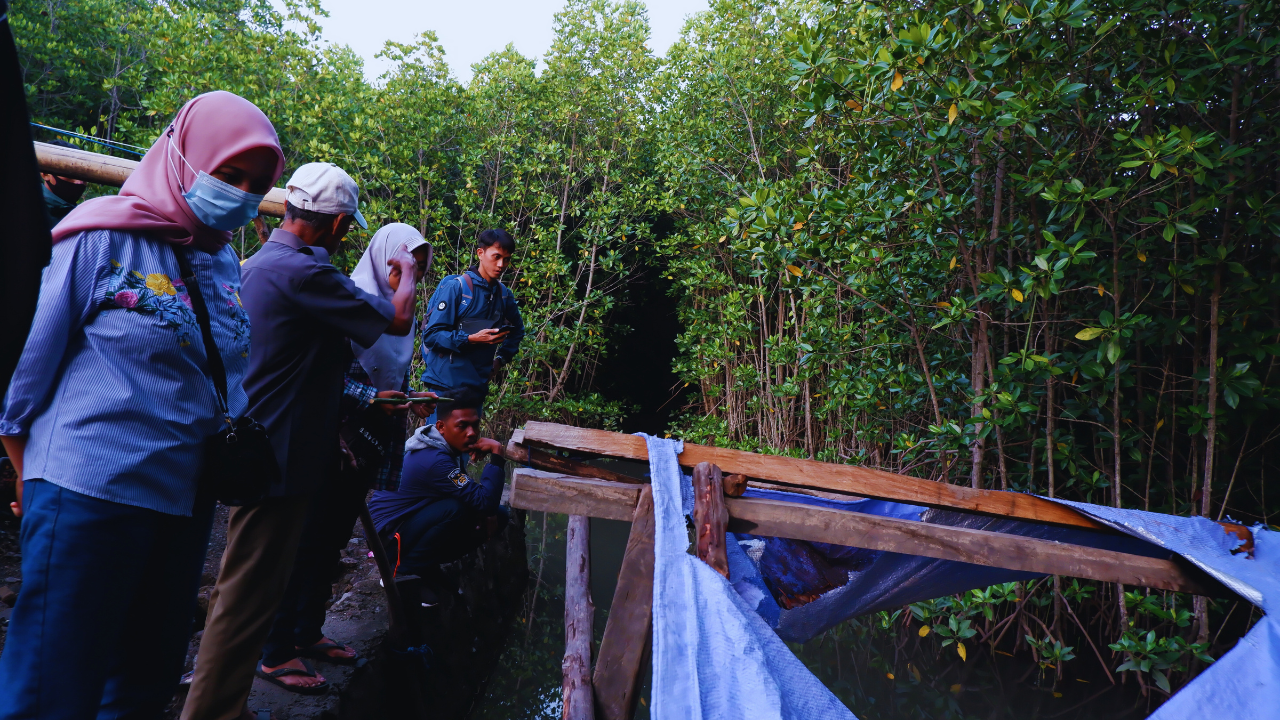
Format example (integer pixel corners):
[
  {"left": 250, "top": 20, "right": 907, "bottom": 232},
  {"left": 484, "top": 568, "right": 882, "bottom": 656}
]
[{"left": 0, "top": 229, "right": 250, "bottom": 516}]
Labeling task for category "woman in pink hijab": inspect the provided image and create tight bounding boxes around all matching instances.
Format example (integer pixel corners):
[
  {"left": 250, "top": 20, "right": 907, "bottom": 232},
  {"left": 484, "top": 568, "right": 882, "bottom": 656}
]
[{"left": 0, "top": 91, "right": 284, "bottom": 719}]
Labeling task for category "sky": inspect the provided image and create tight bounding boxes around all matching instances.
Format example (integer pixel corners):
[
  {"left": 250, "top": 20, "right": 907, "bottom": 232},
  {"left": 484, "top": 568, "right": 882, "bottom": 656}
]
[{"left": 308, "top": 0, "right": 711, "bottom": 83}]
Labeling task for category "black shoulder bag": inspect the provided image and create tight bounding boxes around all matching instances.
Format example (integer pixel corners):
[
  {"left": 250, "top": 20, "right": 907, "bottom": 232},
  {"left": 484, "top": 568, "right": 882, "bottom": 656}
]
[{"left": 174, "top": 248, "right": 280, "bottom": 506}]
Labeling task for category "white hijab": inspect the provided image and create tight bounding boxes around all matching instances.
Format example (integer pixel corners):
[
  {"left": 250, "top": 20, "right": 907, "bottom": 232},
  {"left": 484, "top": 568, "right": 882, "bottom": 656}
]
[{"left": 350, "top": 223, "right": 432, "bottom": 390}]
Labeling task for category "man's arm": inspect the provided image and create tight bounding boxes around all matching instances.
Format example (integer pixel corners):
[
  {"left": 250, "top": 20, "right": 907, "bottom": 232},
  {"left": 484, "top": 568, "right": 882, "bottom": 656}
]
[
  {"left": 297, "top": 265, "right": 394, "bottom": 349},
  {"left": 454, "top": 439, "right": 504, "bottom": 515}
]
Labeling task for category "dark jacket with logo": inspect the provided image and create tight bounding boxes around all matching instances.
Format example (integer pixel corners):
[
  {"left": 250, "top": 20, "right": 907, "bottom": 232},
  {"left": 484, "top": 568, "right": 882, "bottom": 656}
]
[
  {"left": 367, "top": 425, "right": 504, "bottom": 534},
  {"left": 419, "top": 269, "right": 524, "bottom": 394}
]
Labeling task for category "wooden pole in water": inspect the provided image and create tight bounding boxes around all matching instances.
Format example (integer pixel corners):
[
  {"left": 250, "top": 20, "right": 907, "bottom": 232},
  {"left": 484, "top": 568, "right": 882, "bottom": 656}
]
[
  {"left": 563, "top": 514, "right": 595, "bottom": 720},
  {"left": 33, "top": 141, "right": 289, "bottom": 217}
]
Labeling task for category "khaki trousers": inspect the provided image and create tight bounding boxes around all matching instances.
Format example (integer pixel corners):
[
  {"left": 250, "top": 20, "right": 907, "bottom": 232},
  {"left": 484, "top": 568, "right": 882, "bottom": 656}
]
[{"left": 181, "top": 495, "right": 310, "bottom": 720}]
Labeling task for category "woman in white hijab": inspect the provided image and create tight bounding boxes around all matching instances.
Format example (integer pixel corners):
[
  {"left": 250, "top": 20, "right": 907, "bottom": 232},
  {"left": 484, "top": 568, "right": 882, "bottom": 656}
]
[
  {"left": 350, "top": 223, "right": 435, "bottom": 392},
  {"left": 260, "top": 223, "right": 436, "bottom": 674}
]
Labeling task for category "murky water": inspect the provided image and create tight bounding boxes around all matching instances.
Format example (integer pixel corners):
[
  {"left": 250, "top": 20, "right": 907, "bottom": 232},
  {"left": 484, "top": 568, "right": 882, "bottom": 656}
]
[{"left": 472, "top": 460, "right": 1156, "bottom": 720}]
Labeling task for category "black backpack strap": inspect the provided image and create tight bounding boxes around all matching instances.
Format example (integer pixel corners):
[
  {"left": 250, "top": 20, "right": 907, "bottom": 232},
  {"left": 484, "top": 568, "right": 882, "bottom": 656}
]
[{"left": 172, "top": 246, "right": 231, "bottom": 421}]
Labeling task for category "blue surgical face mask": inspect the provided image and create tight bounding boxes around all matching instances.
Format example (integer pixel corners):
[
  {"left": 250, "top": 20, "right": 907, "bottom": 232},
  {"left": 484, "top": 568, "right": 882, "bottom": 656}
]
[
  {"left": 166, "top": 131, "right": 265, "bottom": 231},
  {"left": 182, "top": 171, "right": 265, "bottom": 231}
]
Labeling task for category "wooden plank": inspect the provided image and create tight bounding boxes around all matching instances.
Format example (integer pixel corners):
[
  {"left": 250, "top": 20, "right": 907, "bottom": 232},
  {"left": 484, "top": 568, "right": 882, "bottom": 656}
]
[
  {"left": 510, "top": 469, "right": 640, "bottom": 522},
  {"left": 509, "top": 473, "right": 1227, "bottom": 597},
  {"left": 521, "top": 421, "right": 1106, "bottom": 532},
  {"left": 724, "top": 497, "right": 1221, "bottom": 596},
  {"left": 562, "top": 514, "right": 595, "bottom": 720},
  {"left": 504, "top": 438, "right": 642, "bottom": 486},
  {"left": 34, "top": 141, "right": 288, "bottom": 217},
  {"left": 693, "top": 463, "right": 729, "bottom": 578},
  {"left": 593, "top": 486, "right": 655, "bottom": 720}
]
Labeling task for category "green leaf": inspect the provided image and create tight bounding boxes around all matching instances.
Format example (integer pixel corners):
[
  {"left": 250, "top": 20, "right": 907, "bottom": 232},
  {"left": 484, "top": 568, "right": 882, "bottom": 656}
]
[
  {"left": 1106, "top": 339, "right": 1122, "bottom": 364},
  {"left": 1096, "top": 14, "right": 1122, "bottom": 35},
  {"left": 1175, "top": 223, "right": 1199, "bottom": 236},
  {"left": 1152, "top": 669, "right": 1171, "bottom": 694},
  {"left": 1075, "top": 327, "right": 1105, "bottom": 341},
  {"left": 1224, "top": 387, "right": 1240, "bottom": 409}
]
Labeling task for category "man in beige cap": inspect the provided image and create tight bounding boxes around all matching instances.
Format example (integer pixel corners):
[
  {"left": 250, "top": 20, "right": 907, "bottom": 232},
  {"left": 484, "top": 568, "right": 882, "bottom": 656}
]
[{"left": 183, "top": 163, "right": 419, "bottom": 720}]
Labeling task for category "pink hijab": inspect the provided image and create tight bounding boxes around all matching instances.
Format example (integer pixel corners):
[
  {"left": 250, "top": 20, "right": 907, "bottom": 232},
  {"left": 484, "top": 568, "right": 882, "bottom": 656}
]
[{"left": 52, "top": 91, "right": 285, "bottom": 253}]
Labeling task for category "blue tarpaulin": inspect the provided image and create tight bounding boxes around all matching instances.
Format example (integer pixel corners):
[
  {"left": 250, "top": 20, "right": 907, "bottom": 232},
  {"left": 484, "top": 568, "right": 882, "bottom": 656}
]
[
  {"left": 644, "top": 434, "right": 855, "bottom": 720},
  {"left": 641, "top": 436, "right": 1278, "bottom": 718}
]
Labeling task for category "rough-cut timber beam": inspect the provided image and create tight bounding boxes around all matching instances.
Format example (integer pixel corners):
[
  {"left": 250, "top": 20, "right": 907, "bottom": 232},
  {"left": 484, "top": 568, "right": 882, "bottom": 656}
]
[
  {"left": 508, "top": 470, "right": 1228, "bottom": 598},
  {"left": 505, "top": 431, "right": 641, "bottom": 486},
  {"left": 593, "top": 486, "right": 655, "bottom": 720},
  {"left": 693, "top": 463, "right": 729, "bottom": 578},
  {"left": 34, "top": 141, "right": 288, "bottom": 218},
  {"left": 510, "top": 470, "right": 639, "bottom": 521},
  {"left": 521, "top": 422, "right": 1106, "bottom": 532},
  {"left": 562, "top": 514, "right": 594, "bottom": 720}
]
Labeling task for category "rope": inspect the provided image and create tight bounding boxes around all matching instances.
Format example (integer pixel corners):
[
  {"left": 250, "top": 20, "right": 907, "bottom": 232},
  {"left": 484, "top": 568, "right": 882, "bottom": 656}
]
[{"left": 30, "top": 122, "right": 146, "bottom": 157}]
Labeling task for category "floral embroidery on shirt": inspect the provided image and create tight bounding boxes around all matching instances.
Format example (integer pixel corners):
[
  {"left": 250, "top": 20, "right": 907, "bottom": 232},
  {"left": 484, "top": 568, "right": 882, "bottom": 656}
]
[{"left": 102, "top": 261, "right": 198, "bottom": 347}]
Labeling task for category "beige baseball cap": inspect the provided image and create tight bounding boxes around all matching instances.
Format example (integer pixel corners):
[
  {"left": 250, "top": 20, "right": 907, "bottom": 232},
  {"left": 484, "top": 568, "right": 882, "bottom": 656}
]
[{"left": 284, "top": 162, "right": 368, "bottom": 229}]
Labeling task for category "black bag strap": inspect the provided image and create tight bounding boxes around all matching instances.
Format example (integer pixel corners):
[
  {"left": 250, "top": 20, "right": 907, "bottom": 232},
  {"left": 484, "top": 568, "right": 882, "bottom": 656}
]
[{"left": 172, "top": 246, "right": 232, "bottom": 423}]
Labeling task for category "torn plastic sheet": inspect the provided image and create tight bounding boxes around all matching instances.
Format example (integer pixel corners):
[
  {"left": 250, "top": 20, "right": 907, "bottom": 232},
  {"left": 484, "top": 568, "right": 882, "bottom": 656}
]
[
  {"left": 725, "top": 487, "right": 1279, "bottom": 719},
  {"left": 643, "top": 435, "right": 855, "bottom": 720}
]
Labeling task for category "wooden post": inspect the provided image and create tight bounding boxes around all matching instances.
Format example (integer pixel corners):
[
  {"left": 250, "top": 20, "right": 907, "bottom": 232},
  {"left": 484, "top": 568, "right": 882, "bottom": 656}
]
[
  {"left": 358, "top": 503, "right": 411, "bottom": 645},
  {"left": 693, "top": 462, "right": 730, "bottom": 578},
  {"left": 357, "top": 503, "right": 429, "bottom": 717},
  {"left": 563, "top": 514, "right": 595, "bottom": 720},
  {"left": 593, "top": 486, "right": 655, "bottom": 720}
]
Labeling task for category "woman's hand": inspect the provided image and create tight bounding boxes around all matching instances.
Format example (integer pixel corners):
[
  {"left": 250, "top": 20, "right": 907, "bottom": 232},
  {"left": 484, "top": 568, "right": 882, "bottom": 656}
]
[
  {"left": 2, "top": 435, "right": 27, "bottom": 518},
  {"left": 373, "top": 390, "right": 409, "bottom": 416},
  {"left": 467, "top": 328, "right": 509, "bottom": 345},
  {"left": 408, "top": 391, "right": 438, "bottom": 419}
]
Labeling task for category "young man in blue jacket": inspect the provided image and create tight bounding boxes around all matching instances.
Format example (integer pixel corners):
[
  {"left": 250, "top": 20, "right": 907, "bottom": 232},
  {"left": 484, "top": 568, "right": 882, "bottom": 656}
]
[
  {"left": 367, "top": 391, "right": 509, "bottom": 581},
  {"left": 419, "top": 229, "right": 524, "bottom": 402}
]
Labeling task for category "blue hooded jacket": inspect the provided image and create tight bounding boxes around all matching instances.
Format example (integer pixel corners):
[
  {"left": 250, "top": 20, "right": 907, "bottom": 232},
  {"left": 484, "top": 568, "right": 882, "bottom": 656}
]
[
  {"left": 367, "top": 424, "right": 505, "bottom": 534},
  {"left": 419, "top": 269, "right": 524, "bottom": 393}
]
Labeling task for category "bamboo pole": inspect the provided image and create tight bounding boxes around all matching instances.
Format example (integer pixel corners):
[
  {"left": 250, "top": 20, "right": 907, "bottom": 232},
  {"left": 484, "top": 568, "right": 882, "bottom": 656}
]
[{"left": 34, "top": 141, "right": 288, "bottom": 217}]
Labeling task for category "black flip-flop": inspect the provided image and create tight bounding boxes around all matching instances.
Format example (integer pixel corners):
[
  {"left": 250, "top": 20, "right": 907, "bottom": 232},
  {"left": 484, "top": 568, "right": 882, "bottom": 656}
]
[
  {"left": 298, "top": 640, "right": 361, "bottom": 666},
  {"left": 254, "top": 659, "right": 331, "bottom": 695}
]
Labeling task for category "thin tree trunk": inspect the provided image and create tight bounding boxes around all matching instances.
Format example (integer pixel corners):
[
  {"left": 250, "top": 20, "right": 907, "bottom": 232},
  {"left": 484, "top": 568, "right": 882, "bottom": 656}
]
[
  {"left": 562, "top": 515, "right": 594, "bottom": 720},
  {"left": 548, "top": 243, "right": 598, "bottom": 403}
]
